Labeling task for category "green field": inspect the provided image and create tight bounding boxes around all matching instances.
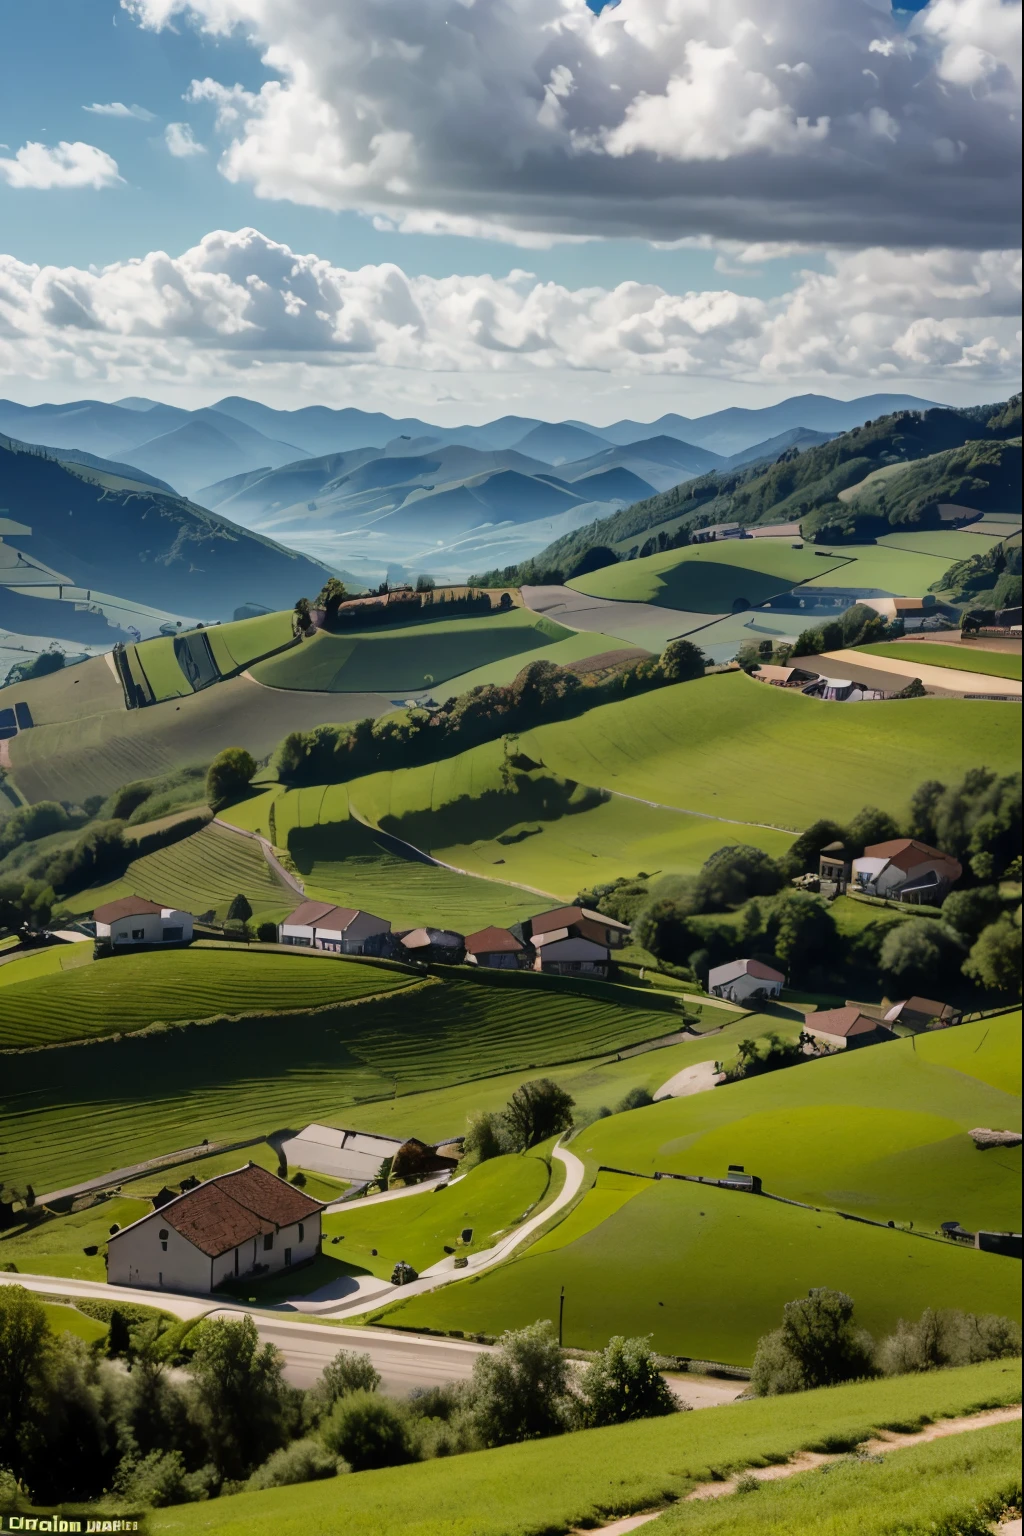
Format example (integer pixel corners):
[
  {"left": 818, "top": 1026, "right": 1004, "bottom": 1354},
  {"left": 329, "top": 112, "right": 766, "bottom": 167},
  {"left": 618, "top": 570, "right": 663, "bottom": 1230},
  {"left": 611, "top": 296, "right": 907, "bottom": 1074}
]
[
  {"left": 0, "top": 972, "right": 683, "bottom": 1192},
  {"left": 39, "top": 1300, "right": 111, "bottom": 1344},
  {"left": 122, "top": 820, "right": 295, "bottom": 923},
  {"left": 873, "top": 528, "right": 1009, "bottom": 560},
  {"left": 657, "top": 1422, "right": 1021, "bottom": 1536},
  {"left": 134, "top": 636, "right": 193, "bottom": 701},
  {"left": 384, "top": 1166, "right": 1020, "bottom": 1362},
  {"left": 206, "top": 610, "right": 295, "bottom": 674},
  {"left": 262, "top": 763, "right": 796, "bottom": 911},
  {"left": 148, "top": 1360, "right": 1023, "bottom": 1536},
  {"left": 0, "top": 946, "right": 417, "bottom": 1049},
  {"left": 250, "top": 609, "right": 572, "bottom": 694},
  {"left": 568, "top": 542, "right": 844, "bottom": 613},
  {"left": 804, "top": 543, "right": 961, "bottom": 595},
  {"left": 859, "top": 641, "right": 1023, "bottom": 682},
  {"left": 510, "top": 672, "right": 1021, "bottom": 828},
  {"left": 0, "top": 1196, "right": 152, "bottom": 1279},
  {"left": 0, "top": 651, "right": 124, "bottom": 727},
  {"left": 0, "top": 942, "right": 94, "bottom": 989},
  {"left": 432, "top": 628, "right": 637, "bottom": 694}
]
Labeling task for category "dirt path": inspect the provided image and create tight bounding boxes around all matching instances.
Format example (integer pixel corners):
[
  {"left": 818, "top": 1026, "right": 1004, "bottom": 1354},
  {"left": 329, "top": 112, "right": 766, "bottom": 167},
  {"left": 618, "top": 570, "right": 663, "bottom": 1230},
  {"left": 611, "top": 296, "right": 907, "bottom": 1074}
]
[
  {"left": 211, "top": 816, "right": 305, "bottom": 896},
  {"left": 653, "top": 1060, "right": 724, "bottom": 1100},
  {"left": 572, "top": 1404, "right": 1023, "bottom": 1534}
]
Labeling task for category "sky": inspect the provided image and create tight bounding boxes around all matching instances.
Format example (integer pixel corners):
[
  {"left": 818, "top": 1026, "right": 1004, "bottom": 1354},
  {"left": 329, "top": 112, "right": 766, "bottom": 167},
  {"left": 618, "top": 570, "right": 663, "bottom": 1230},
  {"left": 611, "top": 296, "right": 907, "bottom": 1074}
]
[{"left": 0, "top": 0, "right": 1019, "bottom": 424}]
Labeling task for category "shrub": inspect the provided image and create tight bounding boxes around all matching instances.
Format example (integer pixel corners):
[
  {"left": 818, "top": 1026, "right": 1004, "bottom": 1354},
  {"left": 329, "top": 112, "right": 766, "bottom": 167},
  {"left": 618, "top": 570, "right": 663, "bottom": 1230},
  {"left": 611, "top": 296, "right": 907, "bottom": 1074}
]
[
  {"left": 502, "top": 1080, "right": 575, "bottom": 1151},
  {"left": 574, "top": 1336, "right": 678, "bottom": 1428},
  {"left": 205, "top": 748, "right": 257, "bottom": 810},
  {"left": 310, "top": 1349, "right": 382, "bottom": 1418},
  {"left": 877, "top": 1309, "right": 1022, "bottom": 1375},
  {"left": 462, "top": 1110, "right": 513, "bottom": 1166},
  {"left": 468, "top": 1321, "right": 571, "bottom": 1446},
  {"left": 246, "top": 1438, "right": 340, "bottom": 1490},
  {"left": 751, "top": 1289, "right": 876, "bottom": 1396},
  {"left": 963, "top": 916, "right": 1022, "bottom": 994},
  {"left": 256, "top": 921, "right": 278, "bottom": 943},
  {"left": 320, "top": 1391, "right": 416, "bottom": 1471},
  {"left": 614, "top": 1086, "right": 653, "bottom": 1113},
  {"left": 113, "top": 1450, "right": 214, "bottom": 1508}
]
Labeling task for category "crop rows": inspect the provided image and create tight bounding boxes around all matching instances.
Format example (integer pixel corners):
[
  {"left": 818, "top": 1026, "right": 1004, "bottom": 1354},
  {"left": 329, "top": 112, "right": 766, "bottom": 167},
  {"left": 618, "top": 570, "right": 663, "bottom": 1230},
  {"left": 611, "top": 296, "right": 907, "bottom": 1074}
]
[
  {"left": 0, "top": 948, "right": 414, "bottom": 1048},
  {"left": 0, "top": 975, "right": 673, "bottom": 1191},
  {"left": 126, "top": 823, "right": 293, "bottom": 919}
]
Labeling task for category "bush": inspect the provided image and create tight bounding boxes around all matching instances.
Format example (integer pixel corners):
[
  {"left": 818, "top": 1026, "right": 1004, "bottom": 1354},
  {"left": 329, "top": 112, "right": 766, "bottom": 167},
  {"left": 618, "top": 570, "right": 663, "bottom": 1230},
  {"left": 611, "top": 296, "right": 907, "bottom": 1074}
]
[
  {"left": 320, "top": 1391, "right": 416, "bottom": 1472},
  {"left": 877, "top": 1309, "right": 1022, "bottom": 1376},
  {"left": 751, "top": 1289, "right": 876, "bottom": 1396},
  {"left": 462, "top": 1110, "right": 513, "bottom": 1166},
  {"left": 941, "top": 886, "right": 1003, "bottom": 944},
  {"left": 256, "top": 921, "right": 278, "bottom": 943},
  {"left": 502, "top": 1080, "right": 575, "bottom": 1151},
  {"left": 468, "top": 1321, "right": 571, "bottom": 1446},
  {"left": 963, "top": 916, "right": 1022, "bottom": 994},
  {"left": 310, "top": 1349, "right": 381, "bottom": 1419},
  {"left": 246, "top": 1438, "right": 339, "bottom": 1490},
  {"left": 113, "top": 1450, "right": 214, "bottom": 1508},
  {"left": 206, "top": 748, "right": 256, "bottom": 809},
  {"left": 574, "top": 1336, "right": 678, "bottom": 1428},
  {"left": 614, "top": 1086, "right": 654, "bottom": 1113}
]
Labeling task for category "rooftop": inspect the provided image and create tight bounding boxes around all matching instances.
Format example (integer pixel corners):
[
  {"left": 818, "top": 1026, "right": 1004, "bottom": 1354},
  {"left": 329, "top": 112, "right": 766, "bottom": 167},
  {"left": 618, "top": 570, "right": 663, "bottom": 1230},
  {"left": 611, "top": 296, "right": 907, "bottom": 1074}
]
[
  {"left": 708, "top": 957, "right": 785, "bottom": 986},
  {"left": 111, "top": 1163, "right": 323, "bottom": 1260},
  {"left": 93, "top": 896, "right": 171, "bottom": 923},
  {"left": 808, "top": 1006, "right": 893, "bottom": 1039},
  {"left": 464, "top": 926, "right": 524, "bottom": 955}
]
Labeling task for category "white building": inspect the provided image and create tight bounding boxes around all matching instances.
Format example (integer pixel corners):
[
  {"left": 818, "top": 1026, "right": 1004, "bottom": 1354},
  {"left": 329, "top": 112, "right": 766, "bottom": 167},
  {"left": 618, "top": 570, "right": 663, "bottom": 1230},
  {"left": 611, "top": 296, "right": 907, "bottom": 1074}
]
[
  {"left": 850, "top": 838, "right": 962, "bottom": 903},
  {"left": 279, "top": 899, "right": 390, "bottom": 954},
  {"left": 93, "top": 895, "right": 193, "bottom": 948},
  {"left": 106, "top": 1163, "right": 323, "bottom": 1294},
  {"left": 531, "top": 927, "right": 609, "bottom": 977},
  {"left": 279, "top": 1123, "right": 405, "bottom": 1182},
  {"left": 707, "top": 957, "right": 785, "bottom": 1003}
]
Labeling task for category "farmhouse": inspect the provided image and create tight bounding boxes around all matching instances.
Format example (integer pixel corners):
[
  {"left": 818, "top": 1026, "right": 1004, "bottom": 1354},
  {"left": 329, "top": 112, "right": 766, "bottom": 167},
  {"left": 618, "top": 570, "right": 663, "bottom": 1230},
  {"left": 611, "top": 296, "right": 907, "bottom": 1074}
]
[
  {"left": 93, "top": 896, "right": 193, "bottom": 949},
  {"left": 278, "top": 900, "right": 390, "bottom": 954},
  {"left": 397, "top": 927, "right": 466, "bottom": 963},
  {"left": 707, "top": 957, "right": 785, "bottom": 1004},
  {"left": 818, "top": 841, "right": 850, "bottom": 897},
  {"left": 850, "top": 838, "right": 962, "bottom": 903},
  {"left": 885, "top": 996, "right": 964, "bottom": 1030},
  {"left": 531, "top": 926, "right": 610, "bottom": 977},
  {"left": 106, "top": 1163, "right": 323, "bottom": 1293},
  {"left": 464, "top": 926, "right": 525, "bottom": 968},
  {"left": 805, "top": 1006, "right": 896, "bottom": 1051},
  {"left": 279, "top": 1123, "right": 404, "bottom": 1182},
  {"left": 690, "top": 522, "right": 744, "bottom": 544},
  {"left": 527, "top": 905, "right": 631, "bottom": 949}
]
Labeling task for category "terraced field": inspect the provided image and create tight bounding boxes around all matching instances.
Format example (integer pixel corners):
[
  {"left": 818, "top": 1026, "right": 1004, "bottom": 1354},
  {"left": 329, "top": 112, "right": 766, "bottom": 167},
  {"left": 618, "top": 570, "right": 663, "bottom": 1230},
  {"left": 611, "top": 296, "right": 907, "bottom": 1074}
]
[
  {"left": 0, "top": 972, "right": 681, "bottom": 1191},
  {"left": 122, "top": 820, "right": 294, "bottom": 922},
  {"left": 206, "top": 610, "right": 295, "bottom": 673},
  {"left": 133, "top": 636, "right": 193, "bottom": 701},
  {"left": 568, "top": 541, "right": 843, "bottom": 613},
  {"left": 516, "top": 672, "right": 1021, "bottom": 827},
  {"left": 0, "top": 946, "right": 416, "bottom": 1048},
  {"left": 251, "top": 608, "right": 572, "bottom": 694},
  {"left": 858, "top": 641, "right": 1022, "bottom": 682}
]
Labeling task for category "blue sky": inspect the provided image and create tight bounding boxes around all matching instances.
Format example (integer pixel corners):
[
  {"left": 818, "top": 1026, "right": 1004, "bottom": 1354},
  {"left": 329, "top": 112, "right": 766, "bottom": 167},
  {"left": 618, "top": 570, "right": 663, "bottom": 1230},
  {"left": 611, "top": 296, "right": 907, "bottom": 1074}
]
[{"left": 0, "top": 0, "right": 1017, "bottom": 420}]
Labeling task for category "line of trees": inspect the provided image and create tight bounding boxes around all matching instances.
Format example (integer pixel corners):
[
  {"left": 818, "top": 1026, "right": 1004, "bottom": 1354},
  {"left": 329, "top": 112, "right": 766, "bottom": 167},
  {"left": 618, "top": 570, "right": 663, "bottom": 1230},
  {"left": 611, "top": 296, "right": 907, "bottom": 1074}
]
[
  {"left": 0, "top": 1290, "right": 676, "bottom": 1513},
  {"left": 274, "top": 641, "right": 707, "bottom": 789}
]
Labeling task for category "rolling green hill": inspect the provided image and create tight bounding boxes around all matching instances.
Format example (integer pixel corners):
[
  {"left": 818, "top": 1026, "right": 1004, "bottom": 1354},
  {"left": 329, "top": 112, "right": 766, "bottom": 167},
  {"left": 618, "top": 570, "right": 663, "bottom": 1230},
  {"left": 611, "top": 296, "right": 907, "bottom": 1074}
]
[
  {"left": 567, "top": 541, "right": 841, "bottom": 613},
  {"left": 858, "top": 641, "right": 1022, "bottom": 682}
]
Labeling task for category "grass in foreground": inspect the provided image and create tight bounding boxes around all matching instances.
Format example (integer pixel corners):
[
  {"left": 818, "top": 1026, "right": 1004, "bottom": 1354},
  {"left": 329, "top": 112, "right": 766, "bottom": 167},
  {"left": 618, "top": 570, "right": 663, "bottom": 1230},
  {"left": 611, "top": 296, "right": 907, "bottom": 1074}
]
[
  {"left": 148, "top": 1359, "right": 1022, "bottom": 1536},
  {"left": 859, "top": 641, "right": 1023, "bottom": 682},
  {"left": 658, "top": 1420, "right": 1021, "bottom": 1535},
  {"left": 0, "top": 1196, "right": 151, "bottom": 1279}
]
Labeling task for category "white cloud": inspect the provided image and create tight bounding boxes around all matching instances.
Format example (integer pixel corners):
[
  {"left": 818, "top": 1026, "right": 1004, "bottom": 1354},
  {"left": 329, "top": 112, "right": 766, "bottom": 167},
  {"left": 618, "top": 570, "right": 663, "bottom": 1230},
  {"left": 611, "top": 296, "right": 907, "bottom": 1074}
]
[
  {"left": 0, "top": 228, "right": 1017, "bottom": 404},
  {"left": 120, "top": 0, "right": 1021, "bottom": 248},
  {"left": 0, "top": 141, "right": 122, "bottom": 190},
  {"left": 164, "top": 122, "right": 206, "bottom": 156},
  {"left": 84, "top": 101, "right": 156, "bottom": 120}
]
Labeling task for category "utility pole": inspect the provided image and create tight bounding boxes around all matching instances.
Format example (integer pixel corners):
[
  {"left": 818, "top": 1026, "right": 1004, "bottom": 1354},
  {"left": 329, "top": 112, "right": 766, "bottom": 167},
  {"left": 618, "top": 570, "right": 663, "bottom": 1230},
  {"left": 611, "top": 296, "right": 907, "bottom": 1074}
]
[{"left": 558, "top": 1284, "right": 565, "bottom": 1348}]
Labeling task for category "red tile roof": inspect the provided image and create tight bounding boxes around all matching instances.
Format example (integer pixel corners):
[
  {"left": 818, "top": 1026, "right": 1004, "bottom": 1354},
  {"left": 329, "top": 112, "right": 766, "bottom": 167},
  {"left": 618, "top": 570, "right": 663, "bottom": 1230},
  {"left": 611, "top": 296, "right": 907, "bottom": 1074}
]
[
  {"left": 808, "top": 1006, "right": 892, "bottom": 1039},
  {"left": 862, "top": 838, "right": 961, "bottom": 876},
  {"left": 93, "top": 896, "right": 167, "bottom": 923},
  {"left": 154, "top": 1164, "right": 322, "bottom": 1259},
  {"left": 464, "top": 926, "right": 523, "bottom": 954},
  {"left": 284, "top": 900, "right": 359, "bottom": 929}
]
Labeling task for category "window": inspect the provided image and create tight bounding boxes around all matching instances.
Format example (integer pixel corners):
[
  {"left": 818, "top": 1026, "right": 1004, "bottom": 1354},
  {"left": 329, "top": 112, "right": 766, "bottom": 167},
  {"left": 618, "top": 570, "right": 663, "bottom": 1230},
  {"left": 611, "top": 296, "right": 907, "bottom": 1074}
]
[
  {"left": 298, "top": 1223, "right": 304, "bottom": 1243},
  {"left": 159, "top": 1228, "right": 169, "bottom": 1252},
  {"left": 284, "top": 1248, "right": 292, "bottom": 1266},
  {"left": 131, "top": 928, "right": 145, "bottom": 940},
  {"left": 162, "top": 926, "right": 183, "bottom": 942},
  {"left": 263, "top": 1233, "right": 274, "bottom": 1251}
]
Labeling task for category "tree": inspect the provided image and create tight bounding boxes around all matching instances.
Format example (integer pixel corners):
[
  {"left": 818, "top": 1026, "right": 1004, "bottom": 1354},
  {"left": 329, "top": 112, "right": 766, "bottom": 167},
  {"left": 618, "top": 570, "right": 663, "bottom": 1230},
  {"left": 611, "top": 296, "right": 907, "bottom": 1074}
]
[
  {"left": 694, "top": 845, "right": 783, "bottom": 911},
  {"left": 414, "top": 574, "right": 436, "bottom": 593},
  {"left": 633, "top": 898, "right": 696, "bottom": 965},
  {"left": 502, "top": 1079, "right": 575, "bottom": 1151},
  {"left": 575, "top": 1336, "right": 677, "bottom": 1428},
  {"left": 315, "top": 578, "right": 347, "bottom": 620},
  {"left": 463, "top": 1110, "right": 512, "bottom": 1165},
  {"left": 941, "top": 886, "right": 1003, "bottom": 945},
  {"left": 879, "top": 920, "right": 964, "bottom": 991},
  {"left": 0, "top": 1286, "right": 51, "bottom": 1478},
  {"left": 614, "top": 1086, "right": 653, "bottom": 1113},
  {"left": 844, "top": 806, "right": 901, "bottom": 858},
  {"left": 187, "top": 1315, "right": 288, "bottom": 1480},
  {"left": 567, "top": 546, "right": 618, "bottom": 580},
  {"left": 205, "top": 748, "right": 257, "bottom": 809},
  {"left": 765, "top": 890, "right": 839, "bottom": 981},
  {"left": 908, "top": 779, "right": 945, "bottom": 844},
  {"left": 226, "top": 893, "right": 253, "bottom": 923},
  {"left": 468, "top": 1322, "right": 570, "bottom": 1445},
  {"left": 751, "top": 1289, "right": 876, "bottom": 1396},
  {"left": 294, "top": 596, "right": 313, "bottom": 632},
  {"left": 320, "top": 1391, "right": 415, "bottom": 1471},
  {"left": 963, "top": 917, "right": 1022, "bottom": 994},
  {"left": 658, "top": 639, "right": 707, "bottom": 683},
  {"left": 309, "top": 1349, "right": 381, "bottom": 1421}
]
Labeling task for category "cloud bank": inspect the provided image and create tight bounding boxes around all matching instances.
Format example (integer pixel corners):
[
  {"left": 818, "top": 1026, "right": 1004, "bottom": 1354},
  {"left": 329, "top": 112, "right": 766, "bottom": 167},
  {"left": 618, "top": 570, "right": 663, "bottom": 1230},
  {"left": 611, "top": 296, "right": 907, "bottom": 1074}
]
[
  {"left": 0, "top": 141, "right": 122, "bottom": 191},
  {"left": 0, "top": 229, "right": 1018, "bottom": 404},
  {"left": 123, "top": 0, "right": 1021, "bottom": 247}
]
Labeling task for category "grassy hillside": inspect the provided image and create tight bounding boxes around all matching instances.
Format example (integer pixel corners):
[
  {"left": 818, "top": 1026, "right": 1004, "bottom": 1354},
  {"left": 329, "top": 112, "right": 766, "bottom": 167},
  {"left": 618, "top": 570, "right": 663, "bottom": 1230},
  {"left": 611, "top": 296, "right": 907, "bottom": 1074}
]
[
  {"left": 0, "top": 971, "right": 683, "bottom": 1191},
  {"left": 858, "top": 641, "right": 1022, "bottom": 682},
  {"left": 568, "top": 541, "right": 843, "bottom": 612},
  {"left": 250, "top": 609, "right": 571, "bottom": 694},
  {"left": 0, "top": 946, "right": 416, "bottom": 1048},
  {"left": 133, "top": 610, "right": 298, "bottom": 702},
  {"left": 148, "top": 1361, "right": 1022, "bottom": 1536},
  {"left": 514, "top": 672, "right": 1020, "bottom": 828}
]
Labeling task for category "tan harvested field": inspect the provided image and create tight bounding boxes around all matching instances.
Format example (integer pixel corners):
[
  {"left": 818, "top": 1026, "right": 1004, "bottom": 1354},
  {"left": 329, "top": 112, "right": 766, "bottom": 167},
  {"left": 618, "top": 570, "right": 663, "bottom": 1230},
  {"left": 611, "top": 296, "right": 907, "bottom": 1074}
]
[
  {"left": 818, "top": 648, "right": 1022, "bottom": 696},
  {"left": 7, "top": 673, "right": 392, "bottom": 805}
]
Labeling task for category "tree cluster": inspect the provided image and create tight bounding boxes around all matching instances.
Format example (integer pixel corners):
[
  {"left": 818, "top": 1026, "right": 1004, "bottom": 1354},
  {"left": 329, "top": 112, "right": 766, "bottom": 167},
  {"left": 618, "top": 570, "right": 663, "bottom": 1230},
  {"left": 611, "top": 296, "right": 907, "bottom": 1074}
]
[
  {"left": 0, "top": 1293, "right": 675, "bottom": 1513},
  {"left": 463, "top": 1078, "right": 576, "bottom": 1165},
  {"left": 791, "top": 602, "right": 892, "bottom": 658},
  {"left": 751, "top": 1288, "right": 1020, "bottom": 1397}
]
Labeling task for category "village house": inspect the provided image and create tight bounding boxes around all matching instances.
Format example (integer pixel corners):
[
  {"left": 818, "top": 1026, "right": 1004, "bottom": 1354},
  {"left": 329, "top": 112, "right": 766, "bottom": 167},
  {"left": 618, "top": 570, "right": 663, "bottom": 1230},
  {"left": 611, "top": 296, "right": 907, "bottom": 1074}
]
[
  {"left": 850, "top": 838, "right": 962, "bottom": 904},
  {"left": 818, "top": 841, "right": 850, "bottom": 897},
  {"left": 805, "top": 1006, "right": 896, "bottom": 1051},
  {"left": 279, "top": 1124, "right": 405, "bottom": 1182},
  {"left": 278, "top": 900, "right": 391, "bottom": 954},
  {"left": 396, "top": 927, "right": 465, "bottom": 963},
  {"left": 707, "top": 957, "right": 785, "bottom": 1004},
  {"left": 93, "top": 896, "right": 193, "bottom": 949},
  {"left": 690, "top": 522, "right": 744, "bottom": 544},
  {"left": 527, "top": 905, "right": 631, "bottom": 949},
  {"left": 884, "top": 996, "right": 964, "bottom": 1030},
  {"left": 106, "top": 1163, "right": 323, "bottom": 1294},
  {"left": 464, "top": 926, "right": 526, "bottom": 969},
  {"left": 520, "top": 904, "right": 632, "bottom": 978}
]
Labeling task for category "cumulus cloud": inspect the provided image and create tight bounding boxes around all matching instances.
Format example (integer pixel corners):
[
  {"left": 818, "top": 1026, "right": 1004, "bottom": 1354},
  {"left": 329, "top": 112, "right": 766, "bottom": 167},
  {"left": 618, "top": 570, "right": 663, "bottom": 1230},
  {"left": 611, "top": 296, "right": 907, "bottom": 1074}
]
[
  {"left": 0, "top": 229, "right": 1017, "bottom": 400},
  {"left": 165, "top": 122, "right": 206, "bottom": 156},
  {"left": 120, "top": 0, "right": 1021, "bottom": 247},
  {"left": 0, "top": 141, "right": 122, "bottom": 190},
  {"left": 84, "top": 101, "right": 156, "bottom": 120}
]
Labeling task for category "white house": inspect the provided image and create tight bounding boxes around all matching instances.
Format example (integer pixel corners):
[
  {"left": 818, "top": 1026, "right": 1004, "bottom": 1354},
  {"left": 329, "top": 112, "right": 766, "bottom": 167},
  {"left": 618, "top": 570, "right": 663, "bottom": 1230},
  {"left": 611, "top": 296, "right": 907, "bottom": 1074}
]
[
  {"left": 464, "top": 926, "right": 525, "bottom": 969},
  {"left": 707, "top": 957, "right": 785, "bottom": 1003},
  {"left": 279, "top": 1123, "right": 405, "bottom": 1182},
  {"left": 279, "top": 899, "right": 391, "bottom": 954},
  {"left": 93, "top": 895, "right": 193, "bottom": 948},
  {"left": 531, "top": 927, "right": 609, "bottom": 977},
  {"left": 106, "top": 1163, "right": 323, "bottom": 1294},
  {"left": 850, "top": 838, "right": 962, "bottom": 903}
]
